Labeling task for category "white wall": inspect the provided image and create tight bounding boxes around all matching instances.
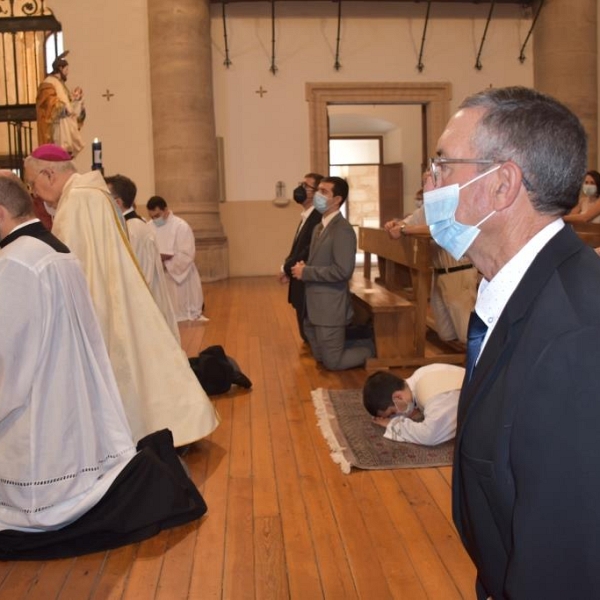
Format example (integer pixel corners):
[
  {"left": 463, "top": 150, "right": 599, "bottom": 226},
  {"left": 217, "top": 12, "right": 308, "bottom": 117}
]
[
  {"left": 43, "top": 1, "right": 534, "bottom": 275},
  {"left": 210, "top": 1, "right": 534, "bottom": 203},
  {"left": 46, "top": 0, "right": 156, "bottom": 206}
]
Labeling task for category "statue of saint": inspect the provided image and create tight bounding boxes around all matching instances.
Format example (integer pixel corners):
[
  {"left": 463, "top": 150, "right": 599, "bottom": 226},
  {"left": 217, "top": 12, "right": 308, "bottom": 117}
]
[{"left": 36, "top": 51, "right": 86, "bottom": 158}]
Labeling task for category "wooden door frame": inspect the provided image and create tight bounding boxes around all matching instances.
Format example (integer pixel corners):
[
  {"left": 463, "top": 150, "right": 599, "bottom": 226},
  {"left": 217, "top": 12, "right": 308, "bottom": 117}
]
[{"left": 305, "top": 82, "right": 452, "bottom": 177}]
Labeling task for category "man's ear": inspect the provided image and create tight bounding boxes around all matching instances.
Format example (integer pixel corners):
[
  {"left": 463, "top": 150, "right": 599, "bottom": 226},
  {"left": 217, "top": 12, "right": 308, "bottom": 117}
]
[
  {"left": 44, "top": 168, "right": 56, "bottom": 185},
  {"left": 492, "top": 161, "right": 524, "bottom": 212},
  {"left": 0, "top": 205, "right": 10, "bottom": 238}
]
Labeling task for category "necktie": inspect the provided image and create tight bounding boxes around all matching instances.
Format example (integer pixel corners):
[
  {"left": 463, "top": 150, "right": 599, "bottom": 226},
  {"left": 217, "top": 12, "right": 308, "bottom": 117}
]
[{"left": 465, "top": 311, "right": 488, "bottom": 383}]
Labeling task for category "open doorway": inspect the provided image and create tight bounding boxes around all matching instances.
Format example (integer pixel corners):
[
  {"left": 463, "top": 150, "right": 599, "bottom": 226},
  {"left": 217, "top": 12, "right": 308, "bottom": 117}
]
[
  {"left": 328, "top": 104, "right": 423, "bottom": 224},
  {"left": 306, "top": 81, "right": 451, "bottom": 186},
  {"left": 307, "top": 82, "right": 450, "bottom": 266},
  {"left": 327, "top": 101, "right": 428, "bottom": 268}
]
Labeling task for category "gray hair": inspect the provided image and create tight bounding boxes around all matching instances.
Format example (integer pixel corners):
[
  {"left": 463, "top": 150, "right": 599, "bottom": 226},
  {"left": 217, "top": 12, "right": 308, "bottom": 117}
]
[
  {"left": 24, "top": 156, "right": 77, "bottom": 175},
  {"left": 0, "top": 172, "right": 34, "bottom": 218},
  {"left": 459, "top": 86, "right": 587, "bottom": 216}
]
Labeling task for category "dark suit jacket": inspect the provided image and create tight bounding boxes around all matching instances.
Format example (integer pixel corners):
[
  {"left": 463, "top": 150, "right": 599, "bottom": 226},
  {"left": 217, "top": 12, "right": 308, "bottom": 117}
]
[
  {"left": 283, "top": 208, "right": 322, "bottom": 309},
  {"left": 452, "top": 225, "right": 600, "bottom": 599},
  {"left": 124, "top": 210, "right": 145, "bottom": 222},
  {"left": 0, "top": 220, "right": 70, "bottom": 253},
  {"left": 302, "top": 212, "right": 356, "bottom": 327}
]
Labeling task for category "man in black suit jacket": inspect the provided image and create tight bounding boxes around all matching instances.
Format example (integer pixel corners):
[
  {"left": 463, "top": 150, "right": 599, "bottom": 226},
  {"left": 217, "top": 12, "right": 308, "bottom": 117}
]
[
  {"left": 424, "top": 87, "right": 600, "bottom": 599},
  {"left": 279, "top": 172, "right": 323, "bottom": 341}
]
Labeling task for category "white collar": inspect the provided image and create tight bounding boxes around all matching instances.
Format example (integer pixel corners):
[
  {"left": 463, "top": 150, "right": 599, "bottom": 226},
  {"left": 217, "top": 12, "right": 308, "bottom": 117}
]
[{"left": 476, "top": 218, "right": 564, "bottom": 349}]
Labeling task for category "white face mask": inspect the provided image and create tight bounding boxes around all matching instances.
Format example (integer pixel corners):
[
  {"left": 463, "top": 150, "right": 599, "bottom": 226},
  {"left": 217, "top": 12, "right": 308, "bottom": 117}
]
[
  {"left": 153, "top": 217, "right": 166, "bottom": 227},
  {"left": 392, "top": 397, "right": 415, "bottom": 418},
  {"left": 424, "top": 165, "right": 500, "bottom": 260},
  {"left": 582, "top": 184, "right": 597, "bottom": 197}
]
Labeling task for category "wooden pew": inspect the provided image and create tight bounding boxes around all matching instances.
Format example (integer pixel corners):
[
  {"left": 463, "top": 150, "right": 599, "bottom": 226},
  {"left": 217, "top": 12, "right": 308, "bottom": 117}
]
[
  {"left": 571, "top": 222, "right": 600, "bottom": 248},
  {"left": 358, "top": 227, "right": 465, "bottom": 368},
  {"left": 350, "top": 274, "right": 416, "bottom": 369}
]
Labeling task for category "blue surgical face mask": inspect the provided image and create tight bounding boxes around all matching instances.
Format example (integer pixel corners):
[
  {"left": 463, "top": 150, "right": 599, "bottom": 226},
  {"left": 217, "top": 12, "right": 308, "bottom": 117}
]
[
  {"left": 424, "top": 165, "right": 501, "bottom": 260},
  {"left": 153, "top": 217, "right": 166, "bottom": 227},
  {"left": 313, "top": 192, "right": 329, "bottom": 214}
]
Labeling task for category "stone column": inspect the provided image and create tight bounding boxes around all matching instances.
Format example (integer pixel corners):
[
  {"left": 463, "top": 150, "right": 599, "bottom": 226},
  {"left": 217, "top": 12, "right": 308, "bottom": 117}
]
[
  {"left": 147, "top": 0, "right": 228, "bottom": 281},
  {"left": 533, "top": 0, "right": 597, "bottom": 168}
]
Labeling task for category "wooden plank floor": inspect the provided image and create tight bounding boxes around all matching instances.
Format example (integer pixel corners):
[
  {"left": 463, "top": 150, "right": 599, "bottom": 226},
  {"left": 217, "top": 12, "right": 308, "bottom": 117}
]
[{"left": 0, "top": 276, "right": 476, "bottom": 600}]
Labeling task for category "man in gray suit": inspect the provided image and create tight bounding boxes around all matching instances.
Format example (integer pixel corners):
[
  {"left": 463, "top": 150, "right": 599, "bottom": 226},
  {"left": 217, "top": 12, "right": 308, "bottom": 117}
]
[{"left": 291, "top": 176, "right": 373, "bottom": 370}]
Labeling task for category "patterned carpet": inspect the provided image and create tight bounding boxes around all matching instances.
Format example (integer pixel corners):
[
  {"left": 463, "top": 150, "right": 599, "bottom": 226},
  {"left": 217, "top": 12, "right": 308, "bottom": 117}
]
[{"left": 311, "top": 388, "right": 454, "bottom": 474}]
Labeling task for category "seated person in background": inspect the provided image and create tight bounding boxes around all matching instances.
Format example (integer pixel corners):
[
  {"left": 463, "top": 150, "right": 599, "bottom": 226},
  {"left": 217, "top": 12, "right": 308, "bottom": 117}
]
[
  {"left": 564, "top": 170, "right": 600, "bottom": 224},
  {"left": 384, "top": 182, "right": 477, "bottom": 344},
  {"left": 106, "top": 174, "right": 179, "bottom": 341},
  {"left": 0, "top": 173, "right": 206, "bottom": 560},
  {"left": 362, "top": 363, "right": 465, "bottom": 446}
]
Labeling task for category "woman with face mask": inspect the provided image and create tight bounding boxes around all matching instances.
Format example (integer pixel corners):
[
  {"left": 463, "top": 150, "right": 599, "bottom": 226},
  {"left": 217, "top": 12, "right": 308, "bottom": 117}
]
[{"left": 565, "top": 170, "right": 600, "bottom": 223}]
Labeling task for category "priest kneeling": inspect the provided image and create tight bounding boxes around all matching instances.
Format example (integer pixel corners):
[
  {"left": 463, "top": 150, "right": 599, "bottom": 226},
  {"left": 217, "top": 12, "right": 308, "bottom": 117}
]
[{"left": 0, "top": 172, "right": 207, "bottom": 560}]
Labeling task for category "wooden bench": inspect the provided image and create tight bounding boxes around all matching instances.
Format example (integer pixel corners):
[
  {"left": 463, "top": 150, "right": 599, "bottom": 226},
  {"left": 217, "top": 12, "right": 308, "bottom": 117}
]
[
  {"left": 350, "top": 274, "right": 416, "bottom": 370},
  {"left": 358, "top": 227, "right": 467, "bottom": 369},
  {"left": 572, "top": 222, "right": 600, "bottom": 248}
]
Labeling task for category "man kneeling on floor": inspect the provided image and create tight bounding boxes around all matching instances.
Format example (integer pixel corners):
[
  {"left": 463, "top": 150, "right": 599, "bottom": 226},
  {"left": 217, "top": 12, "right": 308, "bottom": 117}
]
[
  {"left": 363, "top": 364, "right": 465, "bottom": 446},
  {"left": 0, "top": 173, "right": 206, "bottom": 561}
]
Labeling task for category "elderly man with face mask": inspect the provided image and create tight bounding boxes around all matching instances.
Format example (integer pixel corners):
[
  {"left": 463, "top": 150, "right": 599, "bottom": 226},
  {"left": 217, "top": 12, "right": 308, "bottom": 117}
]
[{"left": 426, "top": 86, "right": 600, "bottom": 600}]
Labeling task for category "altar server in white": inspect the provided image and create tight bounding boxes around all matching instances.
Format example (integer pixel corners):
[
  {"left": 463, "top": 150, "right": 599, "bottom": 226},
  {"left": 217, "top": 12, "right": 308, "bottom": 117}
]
[
  {"left": 106, "top": 174, "right": 179, "bottom": 341},
  {"left": 146, "top": 195, "right": 208, "bottom": 322}
]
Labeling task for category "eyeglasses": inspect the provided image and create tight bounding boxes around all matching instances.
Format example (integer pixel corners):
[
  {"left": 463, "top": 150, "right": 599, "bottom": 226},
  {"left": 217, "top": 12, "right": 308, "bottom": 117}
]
[
  {"left": 429, "top": 157, "right": 497, "bottom": 188},
  {"left": 429, "top": 156, "right": 534, "bottom": 192},
  {"left": 301, "top": 182, "right": 317, "bottom": 191}
]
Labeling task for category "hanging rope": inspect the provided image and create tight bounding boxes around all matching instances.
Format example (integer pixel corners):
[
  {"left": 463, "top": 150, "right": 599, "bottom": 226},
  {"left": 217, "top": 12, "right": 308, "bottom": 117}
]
[
  {"left": 222, "top": 2, "right": 232, "bottom": 68},
  {"left": 270, "top": 0, "right": 277, "bottom": 74},
  {"left": 333, "top": 0, "right": 342, "bottom": 71},
  {"left": 416, "top": 1, "right": 431, "bottom": 73},
  {"left": 519, "top": 0, "right": 545, "bottom": 64},
  {"left": 475, "top": 0, "right": 496, "bottom": 70}
]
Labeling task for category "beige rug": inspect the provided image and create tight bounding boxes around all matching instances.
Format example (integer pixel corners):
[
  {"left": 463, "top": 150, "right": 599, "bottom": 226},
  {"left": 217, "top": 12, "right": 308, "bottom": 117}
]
[{"left": 311, "top": 388, "right": 454, "bottom": 474}]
